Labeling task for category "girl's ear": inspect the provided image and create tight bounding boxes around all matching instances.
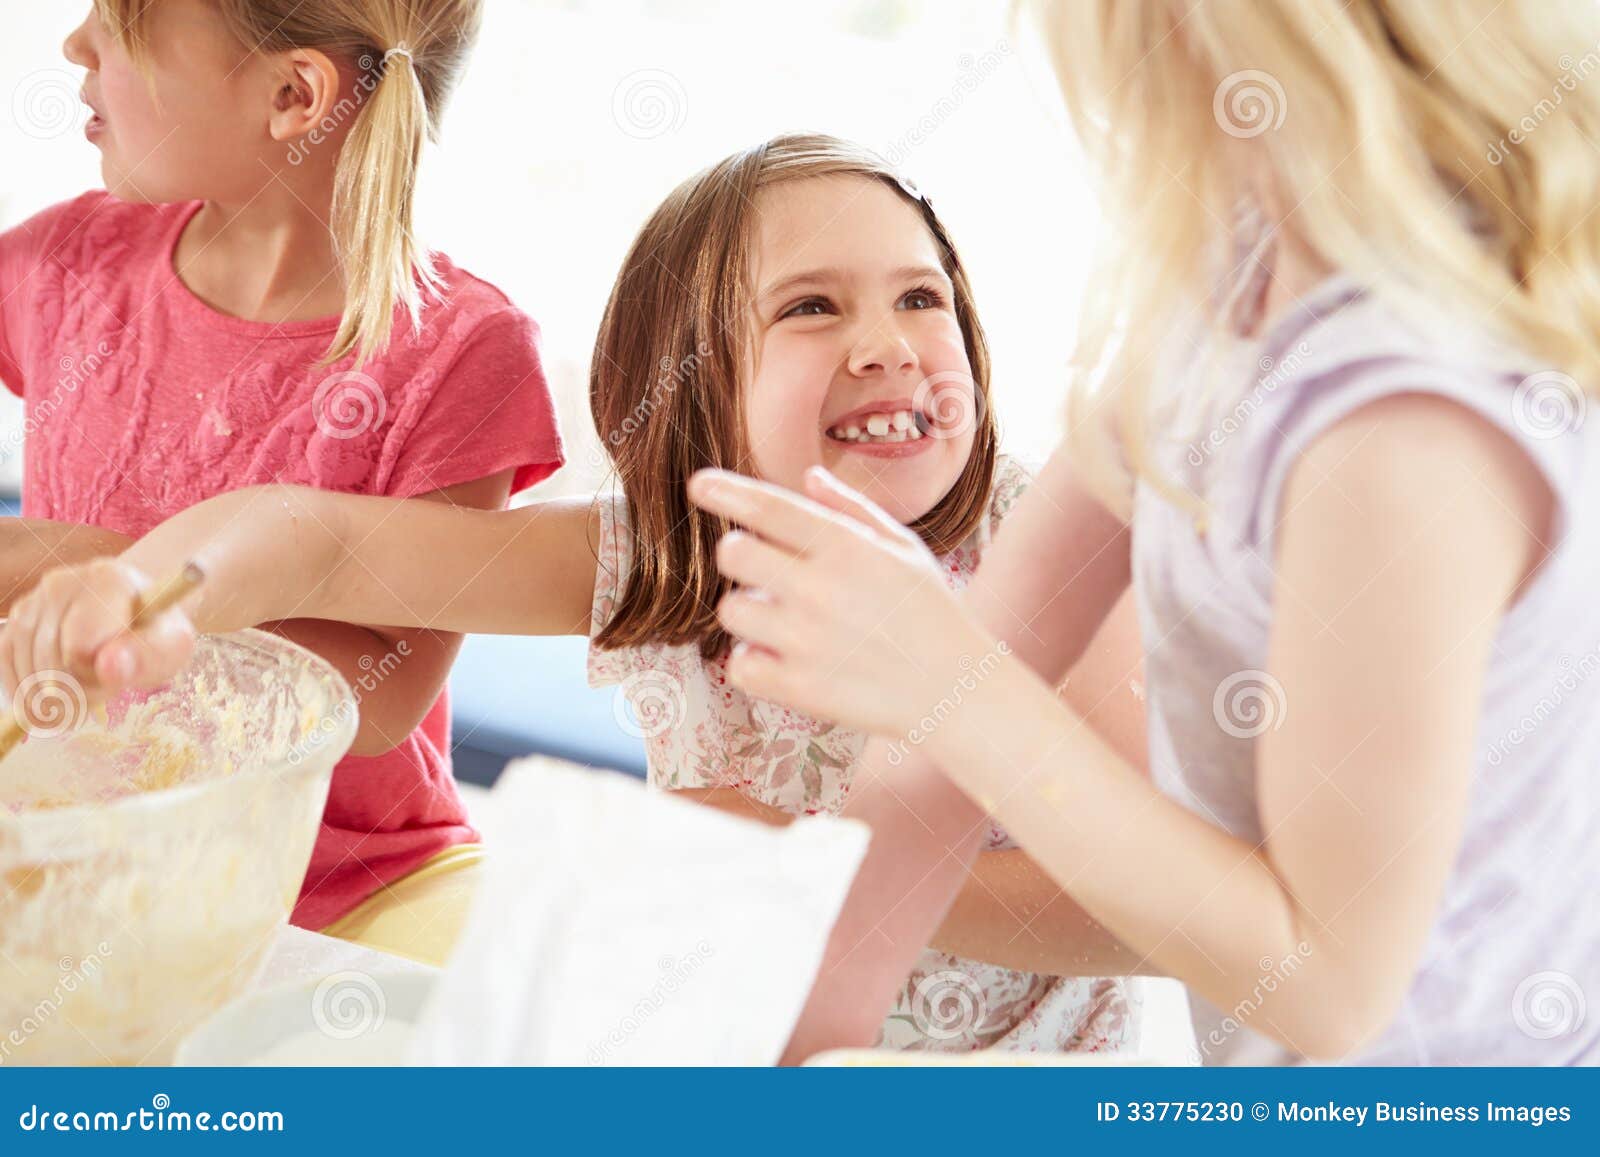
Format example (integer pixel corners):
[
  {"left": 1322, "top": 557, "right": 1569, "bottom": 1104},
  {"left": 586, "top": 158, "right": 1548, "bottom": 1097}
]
[{"left": 266, "top": 48, "right": 344, "bottom": 144}]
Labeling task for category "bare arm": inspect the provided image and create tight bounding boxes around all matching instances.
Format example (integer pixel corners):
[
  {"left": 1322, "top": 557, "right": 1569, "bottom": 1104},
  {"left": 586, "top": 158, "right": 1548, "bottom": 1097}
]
[
  {"left": 779, "top": 446, "right": 1139, "bottom": 1061},
  {"left": 679, "top": 534, "right": 1150, "bottom": 977},
  {"left": 914, "top": 398, "right": 1549, "bottom": 1057},
  {"left": 931, "top": 849, "right": 1160, "bottom": 975},
  {"left": 927, "top": 588, "right": 1150, "bottom": 973},
  {"left": 259, "top": 471, "right": 514, "bottom": 757},
  {"left": 1, "top": 476, "right": 581, "bottom": 755},
  {"left": 0, "top": 484, "right": 600, "bottom": 707},
  {"left": 122, "top": 483, "right": 597, "bottom": 638}
]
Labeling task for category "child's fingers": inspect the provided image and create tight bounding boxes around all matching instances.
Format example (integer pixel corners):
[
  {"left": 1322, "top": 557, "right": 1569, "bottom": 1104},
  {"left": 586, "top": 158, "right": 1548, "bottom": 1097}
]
[
  {"left": 726, "top": 640, "right": 808, "bottom": 709},
  {"left": 715, "top": 531, "right": 804, "bottom": 595},
  {"left": 715, "top": 589, "right": 800, "bottom": 655},
  {"left": 801, "top": 466, "right": 917, "bottom": 545},
  {"left": 0, "top": 627, "right": 17, "bottom": 701},
  {"left": 29, "top": 611, "right": 64, "bottom": 684},
  {"left": 688, "top": 469, "right": 842, "bottom": 555},
  {"left": 8, "top": 596, "right": 39, "bottom": 696},
  {"left": 59, "top": 599, "right": 116, "bottom": 678},
  {"left": 26, "top": 561, "right": 140, "bottom": 679},
  {"left": 93, "top": 636, "right": 139, "bottom": 690},
  {"left": 96, "top": 611, "right": 195, "bottom": 693}
]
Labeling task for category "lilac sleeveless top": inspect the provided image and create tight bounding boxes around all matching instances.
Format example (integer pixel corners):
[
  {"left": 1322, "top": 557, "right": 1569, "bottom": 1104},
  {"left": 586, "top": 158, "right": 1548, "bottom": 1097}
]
[{"left": 1134, "top": 278, "right": 1600, "bottom": 1065}]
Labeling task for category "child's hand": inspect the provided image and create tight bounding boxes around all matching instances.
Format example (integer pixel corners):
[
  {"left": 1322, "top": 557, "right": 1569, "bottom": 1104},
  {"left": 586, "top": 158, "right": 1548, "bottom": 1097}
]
[
  {"left": 687, "top": 466, "right": 998, "bottom": 741},
  {"left": 0, "top": 558, "right": 197, "bottom": 715}
]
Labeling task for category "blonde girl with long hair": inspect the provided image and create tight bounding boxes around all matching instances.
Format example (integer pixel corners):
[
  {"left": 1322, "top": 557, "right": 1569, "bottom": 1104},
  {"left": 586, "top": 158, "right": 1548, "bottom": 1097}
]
[
  {"left": 0, "top": 1, "right": 564, "bottom": 963},
  {"left": 1, "top": 134, "right": 1157, "bottom": 1056},
  {"left": 686, "top": 0, "right": 1600, "bottom": 1063}
]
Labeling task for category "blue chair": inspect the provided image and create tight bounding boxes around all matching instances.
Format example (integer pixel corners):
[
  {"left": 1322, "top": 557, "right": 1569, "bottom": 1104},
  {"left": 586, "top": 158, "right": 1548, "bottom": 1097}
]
[{"left": 448, "top": 633, "right": 647, "bottom": 785}]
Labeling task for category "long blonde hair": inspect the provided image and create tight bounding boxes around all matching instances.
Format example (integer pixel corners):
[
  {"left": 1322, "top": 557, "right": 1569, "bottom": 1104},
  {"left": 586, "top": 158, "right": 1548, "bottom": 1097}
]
[
  {"left": 1029, "top": 0, "right": 1600, "bottom": 514},
  {"left": 95, "top": 0, "right": 482, "bottom": 365},
  {"left": 590, "top": 134, "right": 1000, "bottom": 659}
]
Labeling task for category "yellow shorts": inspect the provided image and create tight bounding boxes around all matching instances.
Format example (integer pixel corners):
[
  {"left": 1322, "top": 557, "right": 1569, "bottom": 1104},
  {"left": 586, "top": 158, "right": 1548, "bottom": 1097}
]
[{"left": 319, "top": 843, "right": 484, "bottom": 968}]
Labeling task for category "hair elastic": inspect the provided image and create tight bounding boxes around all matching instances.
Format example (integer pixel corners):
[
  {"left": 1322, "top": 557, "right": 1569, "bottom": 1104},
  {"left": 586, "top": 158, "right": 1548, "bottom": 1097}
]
[{"left": 383, "top": 44, "right": 414, "bottom": 66}]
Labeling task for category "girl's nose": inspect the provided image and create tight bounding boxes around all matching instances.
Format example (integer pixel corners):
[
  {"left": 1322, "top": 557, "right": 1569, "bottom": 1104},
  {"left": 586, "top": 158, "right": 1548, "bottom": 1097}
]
[
  {"left": 847, "top": 320, "right": 919, "bottom": 378},
  {"left": 63, "top": 13, "right": 97, "bottom": 70}
]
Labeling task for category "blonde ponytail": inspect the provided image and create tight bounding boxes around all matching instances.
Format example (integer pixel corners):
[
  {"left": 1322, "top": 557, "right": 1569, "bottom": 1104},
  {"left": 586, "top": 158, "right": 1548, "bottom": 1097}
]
[
  {"left": 326, "top": 46, "right": 438, "bottom": 365},
  {"left": 95, "top": 0, "right": 484, "bottom": 366}
]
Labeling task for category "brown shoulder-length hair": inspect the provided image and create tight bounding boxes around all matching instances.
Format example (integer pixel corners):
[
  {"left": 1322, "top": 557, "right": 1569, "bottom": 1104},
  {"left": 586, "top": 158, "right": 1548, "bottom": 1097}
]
[{"left": 591, "top": 133, "right": 999, "bottom": 659}]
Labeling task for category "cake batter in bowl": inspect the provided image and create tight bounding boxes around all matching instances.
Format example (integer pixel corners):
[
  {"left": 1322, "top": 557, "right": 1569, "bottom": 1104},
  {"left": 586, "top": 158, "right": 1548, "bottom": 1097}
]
[{"left": 0, "top": 629, "right": 356, "bottom": 1065}]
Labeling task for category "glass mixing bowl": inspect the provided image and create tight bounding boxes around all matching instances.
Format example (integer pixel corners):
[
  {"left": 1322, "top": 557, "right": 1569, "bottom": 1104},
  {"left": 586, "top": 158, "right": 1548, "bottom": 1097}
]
[{"left": 0, "top": 629, "right": 356, "bottom": 1065}]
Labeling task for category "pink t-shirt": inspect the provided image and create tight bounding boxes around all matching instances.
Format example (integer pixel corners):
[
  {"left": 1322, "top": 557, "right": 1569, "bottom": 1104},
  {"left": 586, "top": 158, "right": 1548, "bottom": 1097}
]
[{"left": 0, "top": 191, "right": 565, "bottom": 928}]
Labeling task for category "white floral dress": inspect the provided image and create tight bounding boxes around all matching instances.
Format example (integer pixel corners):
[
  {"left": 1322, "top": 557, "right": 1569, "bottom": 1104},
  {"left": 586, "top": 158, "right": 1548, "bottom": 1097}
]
[{"left": 587, "top": 458, "right": 1141, "bottom": 1054}]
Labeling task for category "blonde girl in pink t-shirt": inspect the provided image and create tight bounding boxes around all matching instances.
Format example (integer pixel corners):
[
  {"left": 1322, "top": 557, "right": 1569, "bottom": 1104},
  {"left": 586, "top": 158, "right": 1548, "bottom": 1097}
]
[
  {"left": 2, "top": 134, "right": 1159, "bottom": 1057},
  {"left": 0, "top": 0, "right": 564, "bottom": 963}
]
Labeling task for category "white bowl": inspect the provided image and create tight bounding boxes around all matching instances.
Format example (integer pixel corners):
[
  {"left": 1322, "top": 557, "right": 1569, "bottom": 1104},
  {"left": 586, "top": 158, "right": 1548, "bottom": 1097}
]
[
  {"left": 177, "top": 970, "right": 437, "bottom": 1066},
  {"left": 0, "top": 630, "right": 356, "bottom": 1066}
]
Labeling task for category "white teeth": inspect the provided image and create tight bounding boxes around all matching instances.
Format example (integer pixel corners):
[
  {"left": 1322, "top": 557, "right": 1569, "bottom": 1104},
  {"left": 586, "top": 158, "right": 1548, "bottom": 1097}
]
[{"left": 827, "top": 409, "right": 931, "bottom": 445}]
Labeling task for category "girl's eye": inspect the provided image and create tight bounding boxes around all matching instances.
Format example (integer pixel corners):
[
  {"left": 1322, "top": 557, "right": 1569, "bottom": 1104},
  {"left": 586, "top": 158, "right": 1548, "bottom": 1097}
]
[
  {"left": 780, "top": 297, "right": 833, "bottom": 319},
  {"left": 900, "top": 286, "right": 948, "bottom": 311}
]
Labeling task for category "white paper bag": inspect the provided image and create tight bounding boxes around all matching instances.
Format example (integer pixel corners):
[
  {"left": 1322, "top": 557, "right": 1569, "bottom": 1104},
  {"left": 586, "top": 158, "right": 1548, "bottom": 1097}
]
[{"left": 408, "top": 757, "right": 869, "bottom": 1066}]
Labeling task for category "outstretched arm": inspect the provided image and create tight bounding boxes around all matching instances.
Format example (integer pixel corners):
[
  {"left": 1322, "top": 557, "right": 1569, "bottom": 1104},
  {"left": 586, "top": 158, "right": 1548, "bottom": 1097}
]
[
  {"left": 767, "top": 446, "right": 1142, "bottom": 1062},
  {"left": 0, "top": 483, "right": 598, "bottom": 702}
]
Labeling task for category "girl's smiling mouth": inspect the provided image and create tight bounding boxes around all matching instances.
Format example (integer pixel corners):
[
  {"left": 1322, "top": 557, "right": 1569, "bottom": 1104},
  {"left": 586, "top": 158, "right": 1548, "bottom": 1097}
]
[{"left": 824, "top": 399, "right": 935, "bottom": 448}]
